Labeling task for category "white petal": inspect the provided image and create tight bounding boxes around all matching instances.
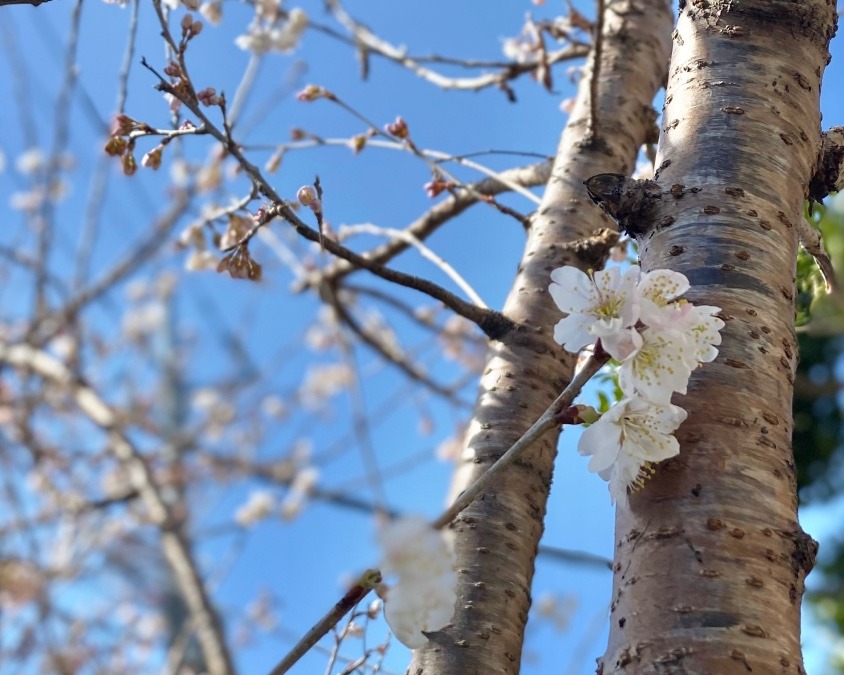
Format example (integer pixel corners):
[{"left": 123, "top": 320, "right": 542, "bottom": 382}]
[
  {"left": 622, "top": 418, "right": 681, "bottom": 463},
  {"left": 600, "top": 327, "right": 642, "bottom": 362},
  {"left": 638, "top": 269, "right": 689, "bottom": 304},
  {"left": 553, "top": 314, "right": 596, "bottom": 353},
  {"left": 577, "top": 415, "right": 622, "bottom": 473},
  {"left": 636, "top": 270, "right": 689, "bottom": 329},
  {"left": 379, "top": 517, "right": 455, "bottom": 579},
  {"left": 677, "top": 305, "right": 724, "bottom": 366},
  {"left": 604, "top": 450, "right": 646, "bottom": 504},
  {"left": 549, "top": 266, "right": 595, "bottom": 313},
  {"left": 385, "top": 577, "right": 456, "bottom": 649},
  {"left": 617, "top": 266, "right": 642, "bottom": 326}
]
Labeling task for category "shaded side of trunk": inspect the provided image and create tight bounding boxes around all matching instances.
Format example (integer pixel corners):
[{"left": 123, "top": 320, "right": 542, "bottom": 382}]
[
  {"left": 603, "top": 3, "right": 837, "bottom": 674},
  {"left": 410, "top": 2, "right": 673, "bottom": 673}
]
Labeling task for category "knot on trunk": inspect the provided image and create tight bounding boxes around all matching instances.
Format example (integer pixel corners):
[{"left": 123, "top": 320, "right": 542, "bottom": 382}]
[
  {"left": 788, "top": 526, "right": 819, "bottom": 577},
  {"left": 809, "top": 125, "right": 844, "bottom": 202},
  {"left": 584, "top": 174, "right": 662, "bottom": 239}
]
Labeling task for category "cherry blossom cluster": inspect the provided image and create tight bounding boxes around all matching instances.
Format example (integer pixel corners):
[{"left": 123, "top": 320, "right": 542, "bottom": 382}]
[
  {"left": 549, "top": 265, "right": 724, "bottom": 503},
  {"left": 377, "top": 517, "right": 457, "bottom": 648}
]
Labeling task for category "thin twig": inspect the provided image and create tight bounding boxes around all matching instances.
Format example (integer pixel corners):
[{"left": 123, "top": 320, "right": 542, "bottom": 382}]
[
  {"left": 333, "top": 306, "right": 390, "bottom": 514},
  {"left": 540, "top": 545, "right": 612, "bottom": 570},
  {"left": 73, "top": 156, "right": 111, "bottom": 292},
  {"left": 295, "top": 158, "right": 552, "bottom": 291},
  {"left": 338, "top": 223, "right": 488, "bottom": 308},
  {"left": 139, "top": 19, "right": 515, "bottom": 339},
  {"left": 0, "top": 18, "right": 39, "bottom": 148},
  {"left": 324, "top": 94, "right": 542, "bottom": 208},
  {"left": 320, "top": 0, "right": 589, "bottom": 97},
  {"left": 116, "top": 0, "right": 141, "bottom": 114},
  {"left": 326, "top": 288, "right": 464, "bottom": 402},
  {"left": 228, "top": 52, "right": 263, "bottom": 128},
  {"left": 34, "top": 0, "right": 84, "bottom": 320},
  {"left": 268, "top": 571, "right": 381, "bottom": 675},
  {"left": 32, "top": 192, "right": 191, "bottom": 343},
  {"left": 431, "top": 350, "right": 608, "bottom": 529}
]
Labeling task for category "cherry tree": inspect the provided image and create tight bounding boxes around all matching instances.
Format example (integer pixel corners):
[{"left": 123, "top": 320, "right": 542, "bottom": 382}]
[{"left": 0, "top": 1, "right": 842, "bottom": 674}]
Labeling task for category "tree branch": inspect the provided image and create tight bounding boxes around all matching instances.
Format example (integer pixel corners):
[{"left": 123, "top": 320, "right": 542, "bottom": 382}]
[
  {"left": 323, "top": 286, "right": 466, "bottom": 402},
  {"left": 0, "top": 342, "right": 236, "bottom": 675},
  {"left": 271, "top": 350, "right": 609, "bottom": 674},
  {"left": 140, "top": 13, "right": 517, "bottom": 340},
  {"left": 0, "top": 0, "right": 54, "bottom": 6},
  {"left": 321, "top": 0, "right": 589, "bottom": 98},
  {"left": 295, "top": 159, "right": 553, "bottom": 291}
]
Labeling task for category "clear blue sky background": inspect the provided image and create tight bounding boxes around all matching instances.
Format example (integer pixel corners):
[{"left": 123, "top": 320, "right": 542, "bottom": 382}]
[{"left": 1, "top": 1, "right": 843, "bottom": 674}]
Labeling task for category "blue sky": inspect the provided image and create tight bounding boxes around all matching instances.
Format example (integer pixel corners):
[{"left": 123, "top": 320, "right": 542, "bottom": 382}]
[{"left": 1, "top": 1, "right": 843, "bottom": 674}]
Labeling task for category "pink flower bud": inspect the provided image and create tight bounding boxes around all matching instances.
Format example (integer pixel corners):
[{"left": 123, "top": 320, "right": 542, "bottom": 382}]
[
  {"left": 384, "top": 116, "right": 409, "bottom": 139},
  {"left": 164, "top": 61, "right": 183, "bottom": 78},
  {"left": 196, "top": 87, "right": 218, "bottom": 106},
  {"left": 297, "top": 186, "right": 318, "bottom": 207}
]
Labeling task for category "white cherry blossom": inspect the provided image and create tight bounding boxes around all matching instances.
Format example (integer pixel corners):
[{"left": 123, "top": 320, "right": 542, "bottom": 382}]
[
  {"left": 670, "top": 303, "right": 724, "bottom": 366},
  {"left": 549, "top": 265, "right": 640, "bottom": 358},
  {"left": 383, "top": 580, "right": 456, "bottom": 649},
  {"left": 578, "top": 397, "right": 687, "bottom": 503},
  {"left": 635, "top": 268, "right": 690, "bottom": 326},
  {"left": 378, "top": 517, "right": 457, "bottom": 648},
  {"left": 618, "top": 327, "right": 693, "bottom": 404}
]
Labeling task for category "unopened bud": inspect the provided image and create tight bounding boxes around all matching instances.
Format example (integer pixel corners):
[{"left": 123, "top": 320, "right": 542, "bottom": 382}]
[
  {"left": 296, "top": 84, "right": 332, "bottom": 102},
  {"left": 110, "top": 114, "right": 135, "bottom": 137},
  {"left": 104, "top": 136, "right": 128, "bottom": 157},
  {"left": 196, "top": 87, "right": 219, "bottom": 106},
  {"left": 163, "top": 61, "right": 183, "bottom": 78},
  {"left": 200, "top": 1, "right": 222, "bottom": 24},
  {"left": 555, "top": 404, "right": 599, "bottom": 426},
  {"left": 297, "top": 185, "right": 318, "bottom": 207},
  {"left": 349, "top": 134, "right": 367, "bottom": 154},
  {"left": 384, "top": 116, "right": 409, "bottom": 139},
  {"left": 366, "top": 600, "right": 382, "bottom": 619},
  {"left": 122, "top": 152, "right": 137, "bottom": 177},
  {"left": 574, "top": 405, "right": 600, "bottom": 425},
  {"left": 265, "top": 148, "right": 284, "bottom": 173},
  {"left": 141, "top": 146, "right": 163, "bottom": 170}
]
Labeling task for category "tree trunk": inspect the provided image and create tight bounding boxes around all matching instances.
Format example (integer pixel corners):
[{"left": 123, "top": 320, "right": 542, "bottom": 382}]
[
  {"left": 409, "top": 2, "right": 673, "bottom": 672},
  {"left": 602, "top": 3, "right": 837, "bottom": 674}
]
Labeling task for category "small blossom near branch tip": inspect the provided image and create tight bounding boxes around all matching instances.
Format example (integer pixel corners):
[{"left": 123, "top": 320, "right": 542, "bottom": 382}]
[
  {"left": 378, "top": 516, "right": 457, "bottom": 649},
  {"left": 296, "top": 84, "right": 334, "bottom": 102}
]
